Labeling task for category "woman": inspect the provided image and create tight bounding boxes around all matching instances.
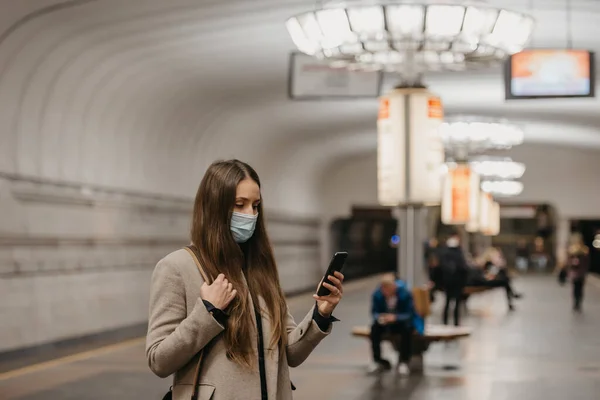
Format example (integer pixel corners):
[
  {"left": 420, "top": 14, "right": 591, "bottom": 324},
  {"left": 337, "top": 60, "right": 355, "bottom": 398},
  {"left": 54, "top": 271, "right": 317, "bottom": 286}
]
[
  {"left": 146, "top": 160, "right": 344, "bottom": 400},
  {"left": 566, "top": 233, "right": 590, "bottom": 312},
  {"left": 467, "top": 248, "right": 522, "bottom": 311}
]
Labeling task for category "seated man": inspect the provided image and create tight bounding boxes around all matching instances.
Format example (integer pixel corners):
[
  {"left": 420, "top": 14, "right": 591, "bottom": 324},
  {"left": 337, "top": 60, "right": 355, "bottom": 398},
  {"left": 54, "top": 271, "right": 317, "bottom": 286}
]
[{"left": 369, "top": 274, "right": 424, "bottom": 376}]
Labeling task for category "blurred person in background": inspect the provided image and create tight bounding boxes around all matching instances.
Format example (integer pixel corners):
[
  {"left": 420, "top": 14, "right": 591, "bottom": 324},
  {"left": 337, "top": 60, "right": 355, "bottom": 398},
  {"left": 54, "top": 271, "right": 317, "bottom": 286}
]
[
  {"left": 369, "top": 274, "right": 424, "bottom": 376},
  {"left": 469, "top": 247, "right": 522, "bottom": 311},
  {"left": 566, "top": 232, "right": 590, "bottom": 312},
  {"left": 425, "top": 238, "right": 440, "bottom": 269},
  {"left": 425, "top": 238, "right": 443, "bottom": 303},
  {"left": 531, "top": 236, "right": 549, "bottom": 270},
  {"left": 487, "top": 248, "right": 523, "bottom": 301},
  {"left": 536, "top": 206, "right": 552, "bottom": 239},
  {"left": 439, "top": 230, "right": 469, "bottom": 326}
]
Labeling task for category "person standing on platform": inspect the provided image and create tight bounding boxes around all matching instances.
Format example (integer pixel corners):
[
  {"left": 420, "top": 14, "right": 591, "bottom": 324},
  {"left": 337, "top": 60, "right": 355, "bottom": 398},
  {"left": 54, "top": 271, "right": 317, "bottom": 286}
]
[
  {"left": 440, "top": 230, "right": 469, "bottom": 326},
  {"left": 566, "top": 233, "right": 590, "bottom": 312},
  {"left": 146, "top": 160, "right": 344, "bottom": 400},
  {"left": 368, "top": 274, "right": 424, "bottom": 376}
]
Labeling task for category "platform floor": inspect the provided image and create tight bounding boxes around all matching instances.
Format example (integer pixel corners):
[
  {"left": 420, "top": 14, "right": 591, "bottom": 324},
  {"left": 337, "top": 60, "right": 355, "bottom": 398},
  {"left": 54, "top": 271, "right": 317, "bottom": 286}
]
[{"left": 1, "top": 274, "right": 599, "bottom": 400}]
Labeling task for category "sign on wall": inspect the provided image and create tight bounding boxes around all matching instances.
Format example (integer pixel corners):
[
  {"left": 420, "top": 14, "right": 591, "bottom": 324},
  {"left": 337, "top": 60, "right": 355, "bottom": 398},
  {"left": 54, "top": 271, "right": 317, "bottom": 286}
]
[{"left": 377, "top": 88, "right": 445, "bottom": 206}]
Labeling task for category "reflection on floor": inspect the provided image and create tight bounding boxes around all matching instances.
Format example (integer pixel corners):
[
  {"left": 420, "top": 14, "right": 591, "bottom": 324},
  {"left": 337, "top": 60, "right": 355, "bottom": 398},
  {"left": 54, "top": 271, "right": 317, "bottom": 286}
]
[{"left": 1, "top": 274, "right": 599, "bottom": 400}]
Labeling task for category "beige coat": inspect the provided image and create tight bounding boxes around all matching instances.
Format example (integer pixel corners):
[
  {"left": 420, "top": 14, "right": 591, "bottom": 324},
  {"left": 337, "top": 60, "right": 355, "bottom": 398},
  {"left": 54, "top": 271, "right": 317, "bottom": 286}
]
[{"left": 146, "top": 249, "right": 331, "bottom": 400}]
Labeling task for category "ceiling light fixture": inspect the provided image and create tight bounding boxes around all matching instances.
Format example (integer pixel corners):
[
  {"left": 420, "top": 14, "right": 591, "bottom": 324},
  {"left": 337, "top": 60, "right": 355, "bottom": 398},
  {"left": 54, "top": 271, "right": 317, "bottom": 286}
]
[
  {"left": 470, "top": 157, "right": 526, "bottom": 180},
  {"left": 286, "top": 1, "right": 535, "bottom": 75},
  {"left": 481, "top": 180, "right": 523, "bottom": 197},
  {"left": 440, "top": 117, "right": 525, "bottom": 159}
]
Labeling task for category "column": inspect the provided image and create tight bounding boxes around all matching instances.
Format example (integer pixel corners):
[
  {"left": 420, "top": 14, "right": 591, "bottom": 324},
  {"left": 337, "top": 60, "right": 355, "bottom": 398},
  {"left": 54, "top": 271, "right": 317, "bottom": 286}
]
[{"left": 377, "top": 87, "right": 444, "bottom": 287}]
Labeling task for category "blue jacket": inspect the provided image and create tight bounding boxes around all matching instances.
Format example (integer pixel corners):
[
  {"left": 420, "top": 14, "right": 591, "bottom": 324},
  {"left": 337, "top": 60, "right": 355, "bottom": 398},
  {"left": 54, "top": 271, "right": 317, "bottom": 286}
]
[{"left": 371, "top": 279, "right": 425, "bottom": 335}]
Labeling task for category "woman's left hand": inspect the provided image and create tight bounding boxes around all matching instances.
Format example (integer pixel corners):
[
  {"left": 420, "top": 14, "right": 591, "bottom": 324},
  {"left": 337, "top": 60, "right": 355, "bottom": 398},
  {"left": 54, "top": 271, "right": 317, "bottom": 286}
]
[{"left": 313, "top": 271, "right": 344, "bottom": 317}]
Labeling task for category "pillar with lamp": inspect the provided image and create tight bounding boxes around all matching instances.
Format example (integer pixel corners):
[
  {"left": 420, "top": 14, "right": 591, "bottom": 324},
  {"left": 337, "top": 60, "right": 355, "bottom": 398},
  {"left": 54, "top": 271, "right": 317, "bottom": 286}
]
[{"left": 286, "top": 0, "right": 535, "bottom": 286}]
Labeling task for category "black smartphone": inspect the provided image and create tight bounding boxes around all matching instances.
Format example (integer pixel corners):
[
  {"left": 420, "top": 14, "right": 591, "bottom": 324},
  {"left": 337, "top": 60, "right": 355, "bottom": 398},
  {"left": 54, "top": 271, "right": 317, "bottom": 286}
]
[{"left": 317, "top": 252, "right": 348, "bottom": 296}]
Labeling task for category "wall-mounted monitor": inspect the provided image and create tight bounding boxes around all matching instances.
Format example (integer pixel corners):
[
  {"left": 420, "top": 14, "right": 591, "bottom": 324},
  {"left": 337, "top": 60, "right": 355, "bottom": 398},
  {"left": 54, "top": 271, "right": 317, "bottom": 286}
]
[
  {"left": 505, "top": 49, "right": 595, "bottom": 99},
  {"left": 288, "top": 52, "right": 383, "bottom": 100}
]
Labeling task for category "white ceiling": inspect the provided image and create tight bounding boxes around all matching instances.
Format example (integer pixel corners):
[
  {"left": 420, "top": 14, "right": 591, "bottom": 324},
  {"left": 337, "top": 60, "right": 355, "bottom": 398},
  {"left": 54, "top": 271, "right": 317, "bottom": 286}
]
[{"left": 0, "top": 0, "right": 598, "bottom": 213}]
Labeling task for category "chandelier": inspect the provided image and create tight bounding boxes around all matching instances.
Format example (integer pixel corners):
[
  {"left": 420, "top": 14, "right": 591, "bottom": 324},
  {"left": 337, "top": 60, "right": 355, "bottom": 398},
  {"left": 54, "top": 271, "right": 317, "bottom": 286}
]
[
  {"left": 470, "top": 157, "right": 526, "bottom": 180},
  {"left": 481, "top": 180, "right": 523, "bottom": 197},
  {"left": 286, "top": 1, "right": 535, "bottom": 73},
  {"left": 440, "top": 117, "right": 525, "bottom": 158}
]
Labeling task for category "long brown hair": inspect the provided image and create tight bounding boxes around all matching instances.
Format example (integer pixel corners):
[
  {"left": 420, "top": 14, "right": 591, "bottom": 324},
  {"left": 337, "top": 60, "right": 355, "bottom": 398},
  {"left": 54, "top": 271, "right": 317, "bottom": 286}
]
[{"left": 190, "top": 159, "right": 287, "bottom": 369}]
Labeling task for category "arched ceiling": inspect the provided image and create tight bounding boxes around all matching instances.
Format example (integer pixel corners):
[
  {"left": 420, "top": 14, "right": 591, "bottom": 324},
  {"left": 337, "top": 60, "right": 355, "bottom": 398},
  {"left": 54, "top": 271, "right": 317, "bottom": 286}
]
[{"left": 0, "top": 0, "right": 599, "bottom": 215}]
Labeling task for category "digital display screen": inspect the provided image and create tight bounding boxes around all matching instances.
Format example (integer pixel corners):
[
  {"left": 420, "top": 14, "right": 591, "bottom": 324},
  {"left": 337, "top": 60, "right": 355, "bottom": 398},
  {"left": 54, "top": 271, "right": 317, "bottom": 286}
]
[
  {"left": 287, "top": 53, "right": 382, "bottom": 99},
  {"left": 506, "top": 50, "right": 595, "bottom": 99}
]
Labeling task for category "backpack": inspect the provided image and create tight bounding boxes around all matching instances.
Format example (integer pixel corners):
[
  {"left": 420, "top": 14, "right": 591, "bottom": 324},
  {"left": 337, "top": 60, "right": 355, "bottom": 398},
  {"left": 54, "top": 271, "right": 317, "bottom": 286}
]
[{"left": 441, "top": 249, "right": 465, "bottom": 285}]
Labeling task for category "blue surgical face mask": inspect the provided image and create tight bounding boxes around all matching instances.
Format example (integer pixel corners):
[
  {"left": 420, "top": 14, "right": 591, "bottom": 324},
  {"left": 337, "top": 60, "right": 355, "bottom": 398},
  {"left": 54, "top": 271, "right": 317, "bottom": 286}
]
[{"left": 230, "top": 211, "right": 258, "bottom": 243}]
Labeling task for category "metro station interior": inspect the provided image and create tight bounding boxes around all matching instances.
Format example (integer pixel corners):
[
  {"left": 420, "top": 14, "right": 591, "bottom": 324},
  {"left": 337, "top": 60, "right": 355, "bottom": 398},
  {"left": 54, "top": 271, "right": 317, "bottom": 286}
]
[{"left": 1, "top": 1, "right": 600, "bottom": 399}]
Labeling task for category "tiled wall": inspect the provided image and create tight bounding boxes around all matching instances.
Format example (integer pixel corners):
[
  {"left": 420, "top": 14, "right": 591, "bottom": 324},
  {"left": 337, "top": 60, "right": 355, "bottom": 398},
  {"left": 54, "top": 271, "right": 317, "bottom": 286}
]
[{"left": 0, "top": 177, "right": 321, "bottom": 352}]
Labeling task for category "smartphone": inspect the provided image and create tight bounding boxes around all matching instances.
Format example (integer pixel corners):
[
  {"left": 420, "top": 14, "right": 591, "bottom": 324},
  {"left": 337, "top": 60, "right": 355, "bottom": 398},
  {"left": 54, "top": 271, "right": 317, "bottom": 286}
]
[{"left": 316, "top": 252, "right": 348, "bottom": 296}]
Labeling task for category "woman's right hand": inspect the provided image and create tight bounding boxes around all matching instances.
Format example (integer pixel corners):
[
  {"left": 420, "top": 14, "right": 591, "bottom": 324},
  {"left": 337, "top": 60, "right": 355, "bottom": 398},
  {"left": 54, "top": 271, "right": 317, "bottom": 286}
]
[{"left": 200, "top": 274, "right": 237, "bottom": 310}]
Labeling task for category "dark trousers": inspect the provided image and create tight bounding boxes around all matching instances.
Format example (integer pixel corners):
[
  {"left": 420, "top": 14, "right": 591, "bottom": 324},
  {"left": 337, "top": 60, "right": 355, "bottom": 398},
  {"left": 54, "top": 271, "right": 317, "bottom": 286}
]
[
  {"left": 573, "top": 279, "right": 585, "bottom": 310},
  {"left": 429, "top": 284, "right": 440, "bottom": 303},
  {"left": 492, "top": 278, "right": 515, "bottom": 305},
  {"left": 469, "top": 278, "right": 515, "bottom": 306},
  {"left": 370, "top": 321, "right": 413, "bottom": 364},
  {"left": 443, "top": 286, "right": 463, "bottom": 326},
  {"left": 496, "top": 270, "right": 517, "bottom": 302}
]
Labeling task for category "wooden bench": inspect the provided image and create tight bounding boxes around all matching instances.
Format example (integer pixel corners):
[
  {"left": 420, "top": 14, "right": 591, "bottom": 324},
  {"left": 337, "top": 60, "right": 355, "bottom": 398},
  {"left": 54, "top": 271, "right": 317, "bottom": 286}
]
[
  {"left": 351, "top": 324, "right": 472, "bottom": 371},
  {"left": 463, "top": 285, "right": 494, "bottom": 295},
  {"left": 463, "top": 271, "right": 515, "bottom": 295},
  {"left": 351, "top": 324, "right": 472, "bottom": 351},
  {"left": 351, "top": 286, "right": 473, "bottom": 365}
]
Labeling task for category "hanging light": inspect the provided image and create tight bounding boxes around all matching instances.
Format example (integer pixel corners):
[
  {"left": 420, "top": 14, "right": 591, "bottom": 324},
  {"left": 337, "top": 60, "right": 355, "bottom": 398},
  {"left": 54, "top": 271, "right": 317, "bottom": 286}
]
[
  {"left": 470, "top": 157, "right": 526, "bottom": 180},
  {"left": 286, "top": 1, "right": 535, "bottom": 73},
  {"left": 481, "top": 180, "right": 523, "bottom": 197},
  {"left": 440, "top": 117, "right": 525, "bottom": 156}
]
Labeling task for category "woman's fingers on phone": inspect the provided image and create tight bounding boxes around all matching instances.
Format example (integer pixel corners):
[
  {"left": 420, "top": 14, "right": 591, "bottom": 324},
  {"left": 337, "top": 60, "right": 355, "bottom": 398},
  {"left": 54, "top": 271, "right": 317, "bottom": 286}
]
[
  {"left": 334, "top": 271, "right": 345, "bottom": 281},
  {"left": 312, "top": 293, "right": 331, "bottom": 302},
  {"left": 328, "top": 276, "right": 343, "bottom": 294},
  {"left": 328, "top": 274, "right": 343, "bottom": 286},
  {"left": 322, "top": 282, "right": 338, "bottom": 293}
]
